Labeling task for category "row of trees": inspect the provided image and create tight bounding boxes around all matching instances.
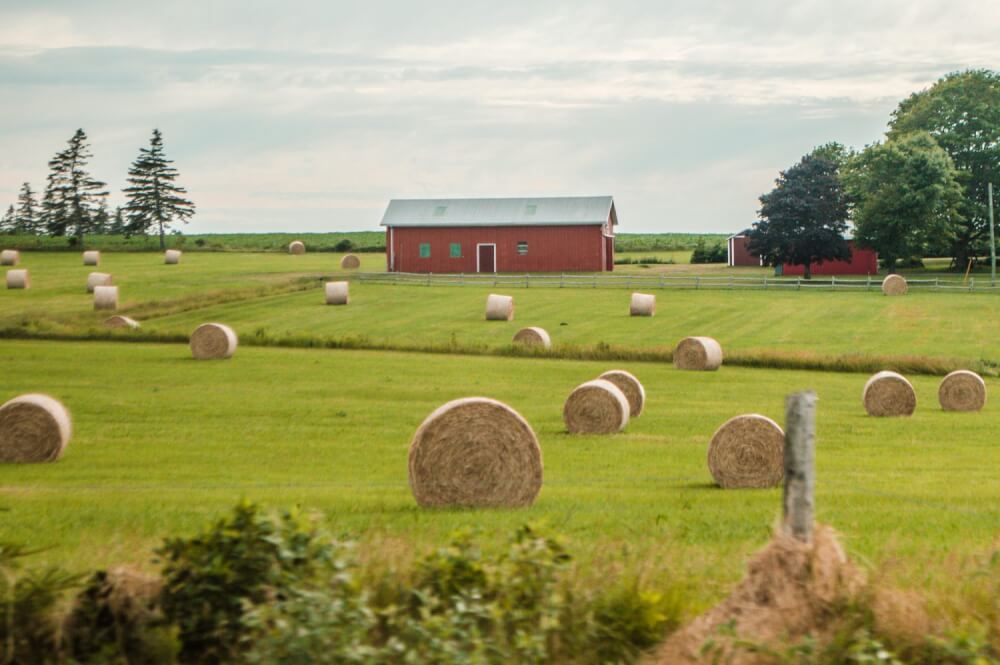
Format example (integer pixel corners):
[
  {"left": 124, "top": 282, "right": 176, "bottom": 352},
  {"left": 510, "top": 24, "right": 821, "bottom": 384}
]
[
  {"left": 749, "top": 69, "right": 999, "bottom": 275},
  {"left": 0, "top": 129, "right": 195, "bottom": 249}
]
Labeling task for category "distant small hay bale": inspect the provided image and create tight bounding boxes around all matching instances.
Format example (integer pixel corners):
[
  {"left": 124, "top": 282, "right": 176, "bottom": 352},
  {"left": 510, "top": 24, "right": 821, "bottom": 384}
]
[
  {"left": 882, "top": 274, "right": 908, "bottom": 296},
  {"left": 6, "top": 269, "right": 29, "bottom": 289},
  {"left": 0, "top": 393, "right": 72, "bottom": 463},
  {"left": 563, "top": 379, "right": 630, "bottom": 434},
  {"left": 340, "top": 254, "right": 361, "bottom": 269},
  {"left": 104, "top": 315, "right": 140, "bottom": 330},
  {"left": 93, "top": 285, "right": 119, "bottom": 311},
  {"left": 164, "top": 249, "right": 182, "bottom": 265},
  {"left": 408, "top": 397, "right": 543, "bottom": 508},
  {"left": 288, "top": 240, "right": 306, "bottom": 255},
  {"left": 674, "top": 336, "right": 723, "bottom": 371},
  {"left": 938, "top": 370, "right": 986, "bottom": 412},
  {"left": 82, "top": 250, "right": 100, "bottom": 266},
  {"left": 598, "top": 369, "right": 645, "bottom": 417},
  {"left": 190, "top": 323, "right": 238, "bottom": 360},
  {"left": 512, "top": 327, "right": 551, "bottom": 349},
  {"left": 86, "top": 272, "right": 113, "bottom": 293},
  {"left": 0, "top": 249, "right": 19, "bottom": 266},
  {"left": 325, "top": 281, "right": 350, "bottom": 305},
  {"left": 485, "top": 294, "right": 514, "bottom": 321},
  {"left": 863, "top": 371, "right": 916, "bottom": 417},
  {"left": 630, "top": 292, "right": 656, "bottom": 317},
  {"left": 708, "top": 414, "right": 784, "bottom": 489}
]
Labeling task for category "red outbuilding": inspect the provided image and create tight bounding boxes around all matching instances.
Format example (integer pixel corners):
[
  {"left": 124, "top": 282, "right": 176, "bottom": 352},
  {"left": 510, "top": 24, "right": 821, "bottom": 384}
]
[
  {"left": 728, "top": 230, "right": 878, "bottom": 275},
  {"left": 380, "top": 196, "right": 618, "bottom": 273},
  {"left": 727, "top": 231, "right": 762, "bottom": 267}
]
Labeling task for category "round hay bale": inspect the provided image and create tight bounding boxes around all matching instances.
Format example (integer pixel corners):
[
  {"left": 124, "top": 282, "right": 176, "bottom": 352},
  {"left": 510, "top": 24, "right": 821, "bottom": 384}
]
[
  {"left": 325, "top": 281, "right": 350, "bottom": 305},
  {"left": 6, "top": 269, "right": 29, "bottom": 289},
  {"left": 408, "top": 397, "right": 542, "bottom": 508},
  {"left": 512, "top": 327, "right": 551, "bottom": 349},
  {"left": 563, "top": 379, "right": 630, "bottom": 434},
  {"left": 164, "top": 249, "right": 182, "bottom": 265},
  {"left": 104, "top": 315, "right": 140, "bottom": 330},
  {"left": 938, "top": 370, "right": 986, "bottom": 412},
  {"left": 86, "top": 272, "right": 113, "bottom": 293},
  {"left": 485, "top": 294, "right": 514, "bottom": 321},
  {"left": 340, "top": 254, "right": 361, "bottom": 269},
  {"left": 190, "top": 323, "right": 238, "bottom": 360},
  {"left": 707, "top": 414, "right": 784, "bottom": 489},
  {"left": 882, "top": 274, "right": 908, "bottom": 296},
  {"left": 0, "top": 249, "right": 19, "bottom": 266},
  {"left": 93, "top": 285, "right": 119, "bottom": 311},
  {"left": 630, "top": 292, "right": 656, "bottom": 317},
  {"left": 674, "top": 336, "right": 723, "bottom": 371},
  {"left": 0, "top": 393, "right": 72, "bottom": 463},
  {"left": 598, "top": 369, "right": 645, "bottom": 417},
  {"left": 82, "top": 250, "right": 100, "bottom": 266},
  {"left": 862, "top": 371, "right": 916, "bottom": 417},
  {"left": 288, "top": 240, "right": 306, "bottom": 255}
]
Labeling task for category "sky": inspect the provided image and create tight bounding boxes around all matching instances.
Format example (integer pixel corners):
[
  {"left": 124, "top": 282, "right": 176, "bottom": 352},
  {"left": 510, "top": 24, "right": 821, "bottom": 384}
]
[{"left": 0, "top": 1, "right": 997, "bottom": 234}]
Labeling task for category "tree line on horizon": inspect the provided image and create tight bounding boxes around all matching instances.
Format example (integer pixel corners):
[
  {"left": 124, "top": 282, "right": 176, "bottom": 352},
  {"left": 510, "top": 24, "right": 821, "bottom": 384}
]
[{"left": 0, "top": 129, "right": 195, "bottom": 250}]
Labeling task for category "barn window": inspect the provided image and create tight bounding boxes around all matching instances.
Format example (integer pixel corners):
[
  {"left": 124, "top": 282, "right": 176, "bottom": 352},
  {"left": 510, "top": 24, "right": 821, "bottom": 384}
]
[
  {"left": 524, "top": 204, "right": 537, "bottom": 215},
  {"left": 517, "top": 241, "right": 528, "bottom": 255},
  {"left": 450, "top": 243, "right": 461, "bottom": 258},
  {"left": 433, "top": 205, "right": 447, "bottom": 217},
  {"left": 419, "top": 243, "right": 431, "bottom": 258}
]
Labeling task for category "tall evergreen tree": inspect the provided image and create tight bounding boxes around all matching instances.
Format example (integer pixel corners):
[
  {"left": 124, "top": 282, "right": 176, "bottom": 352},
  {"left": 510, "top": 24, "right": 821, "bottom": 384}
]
[
  {"left": 110, "top": 205, "right": 126, "bottom": 235},
  {"left": 42, "top": 129, "right": 109, "bottom": 243},
  {"left": 0, "top": 205, "right": 15, "bottom": 233},
  {"left": 15, "top": 182, "right": 39, "bottom": 234},
  {"left": 123, "top": 129, "right": 195, "bottom": 249},
  {"left": 92, "top": 200, "right": 111, "bottom": 234}
]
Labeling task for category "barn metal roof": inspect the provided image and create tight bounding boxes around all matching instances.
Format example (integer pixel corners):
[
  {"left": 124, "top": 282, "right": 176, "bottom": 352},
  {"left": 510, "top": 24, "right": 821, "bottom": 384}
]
[{"left": 380, "top": 196, "right": 616, "bottom": 228}]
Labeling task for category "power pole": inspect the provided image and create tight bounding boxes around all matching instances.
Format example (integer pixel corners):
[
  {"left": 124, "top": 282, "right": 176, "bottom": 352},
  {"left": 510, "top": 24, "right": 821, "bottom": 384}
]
[{"left": 990, "top": 182, "right": 996, "bottom": 286}]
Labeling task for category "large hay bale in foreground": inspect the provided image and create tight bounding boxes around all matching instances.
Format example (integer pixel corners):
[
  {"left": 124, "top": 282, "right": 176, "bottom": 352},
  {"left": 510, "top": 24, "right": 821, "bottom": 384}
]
[
  {"left": 708, "top": 414, "right": 784, "bottom": 489},
  {"left": 0, "top": 249, "right": 19, "bottom": 266},
  {"left": 93, "top": 285, "right": 119, "bottom": 311},
  {"left": 882, "top": 274, "right": 907, "bottom": 296},
  {"left": 83, "top": 250, "right": 100, "bottom": 266},
  {"left": 674, "top": 336, "right": 723, "bottom": 371},
  {"left": 563, "top": 379, "right": 630, "bottom": 434},
  {"left": 0, "top": 393, "right": 72, "bottom": 463},
  {"left": 512, "top": 327, "right": 551, "bottom": 349},
  {"left": 86, "top": 272, "right": 113, "bottom": 293},
  {"left": 288, "top": 240, "right": 306, "bottom": 255},
  {"left": 485, "top": 294, "right": 514, "bottom": 321},
  {"left": 629, "top": 292, "right": 656, "bottom": 317},
  {"left": 325, "top": 281, "right": 349, "bottom": 305},
  {"left": 6, "top": 269, "right": 29, "bottom": 289},
  {"left": 598, "top": 369, "right": 645, "bottom": 417},
  {"left": 190, "top": 323, "right": 238, "bottom": 360},
  {"left": 862, "top": 371, "right": 916, "bottom": 417},
  {"left": 104, "top": 315, "right": 140, "bottom": 330},
  {"left": 408, "top": 397, "right": 543, "bottom": 508},
  {"left": 164, "top": 249, "right": 182, "bottom": 265},
  {"left": 938, "top": 370, "right": 986, "bottom": 412},
  {"left": 340, "top": 254, "right": 361, "bottom": 269}
]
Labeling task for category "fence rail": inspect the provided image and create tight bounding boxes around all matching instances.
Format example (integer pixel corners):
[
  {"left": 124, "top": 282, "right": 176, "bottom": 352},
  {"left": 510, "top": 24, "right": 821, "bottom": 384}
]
[{"left": 355, "top": 271, "right": 1000, "bottom": 293}]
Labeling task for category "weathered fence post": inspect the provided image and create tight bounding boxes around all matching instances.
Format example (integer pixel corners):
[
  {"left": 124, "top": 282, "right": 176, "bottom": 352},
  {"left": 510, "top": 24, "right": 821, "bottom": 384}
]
[
  {"left": 659, "top": 274, "right": 665, "bottom": 288},
  {"left": 427, "top": 272, "right": 432, "bottom": 287},
  {"left": 970, "top": 277, "right": 975, "bottom": 292},
  {"left": 763, "top": 276, "right": 768, "bottom": 290},
  {"left": 695, "top": 276, "right": 700, "bottom": 290},
  {"left": 526, "top": 273, "right": 530, "bottom": 288},
  {"left": 866, "top": 274, "right": 871, "bottom": 291},
  {"left": 560, "top": 273, "right": 565, "bottom": 288},
  {"left": 783, "top": 391, "right": 816, "bottom": 543}
]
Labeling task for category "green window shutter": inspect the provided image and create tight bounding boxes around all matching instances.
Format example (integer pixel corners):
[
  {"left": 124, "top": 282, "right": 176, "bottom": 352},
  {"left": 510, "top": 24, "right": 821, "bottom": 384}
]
[
  {"left": 450, "top": 243, "right": 461, "bottom": 258},
  {"left": 419, "top": 243, "right": 431, "bottom": 258}
]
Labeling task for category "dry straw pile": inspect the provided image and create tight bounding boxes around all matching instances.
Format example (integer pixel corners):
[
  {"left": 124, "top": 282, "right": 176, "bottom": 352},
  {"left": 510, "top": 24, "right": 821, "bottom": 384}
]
[
  {"left": 485, "top": 294, "right": 514, "bottom": 321},
  {"left": 708, "top": 414, "right": 784, "bottom": 489},
  {"left": 862, "top": 370, "right": 916, "bottom": 416},
  {"left": 6, "top": 269, "right": 29, "bottom": 289},
  {"left": 93, "top": 285, "right": 119, "bottom": 311},
  {"left": 164, "top": 249, "right": 182, "bottom": 264},
  {"left": 83, "top": 250, "right": 101, "bottom": 266},
  {"left": 340, "top": 254, "right": 361, "bottom": 269},
  {"left": 512, "top": 327, "right": 551, "bottom": 349},
  {"left": 408, "top": 397, "right": 543, "bottom": 508},
  {"left": 882, "top": 274, "right": 908, "bottom": 296},
  {"left": 0, "top": 393, "right": 72, "bottom": 463},
  {"left": 86, "top": 272, "right": 113, "bottom": 293},
  {"left": 674, "top": 336, "right": 723, "bottom": 371},
  {"left": 563, "top": 379, "right": 630, "bottom": 434},
  {"left": 629, "top": 292, "right": 656, "bottom": 316},
  {"left": 105, "top": 315, "right": 140, "bottom": 330},
  {"left": 190, "top": 323, "right": 238, "bottom": 360},
  {"left": 938, "top": 369, "right": 986, "bottom": 412},
  {"left": 288, "top": 240, "right": 306, "bottom": 255},
  {"left": 325, "top": 281, "right": 350, "bottom": 305},
  {"left": 598, "top": 369, "right": 645, "bottom": 417},
  {"left": 0, "top": 249, "right": 19, "bottom": 266}
]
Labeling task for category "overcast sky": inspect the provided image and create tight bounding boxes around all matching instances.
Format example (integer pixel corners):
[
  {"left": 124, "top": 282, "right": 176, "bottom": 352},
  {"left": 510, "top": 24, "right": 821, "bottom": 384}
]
[{"left": 0, "top": 1, "right": 997, "bottom": 234}]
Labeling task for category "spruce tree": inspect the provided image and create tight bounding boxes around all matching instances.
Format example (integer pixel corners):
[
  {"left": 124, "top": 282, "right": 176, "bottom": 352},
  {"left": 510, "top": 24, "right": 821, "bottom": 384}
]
[
  {"left": 0, "top": 205, "right": 15, "bottom": 233},
  {"left": 15, "top": 182, "right": 39, "bottom": 234},
  {"left": 42, "top": 129, "right": 108, "bottom": 243},
  {"left": 110, "top": 206, "right": 126, "bottom": 235},
  {"left": 123, "top": 129, "right": 195, "bottom": 249}
]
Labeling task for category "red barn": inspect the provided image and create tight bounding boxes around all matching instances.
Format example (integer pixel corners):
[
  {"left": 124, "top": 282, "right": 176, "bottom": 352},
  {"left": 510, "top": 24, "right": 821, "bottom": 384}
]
[
  {"left": 778, "top": 242, "right": 878, "bottom": 276},
  {"left": 727, "top": 231, "right": 762, "bottom": 266},
  {"left": 380, "top": 196, "right": 618, "bottom": 273}
]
